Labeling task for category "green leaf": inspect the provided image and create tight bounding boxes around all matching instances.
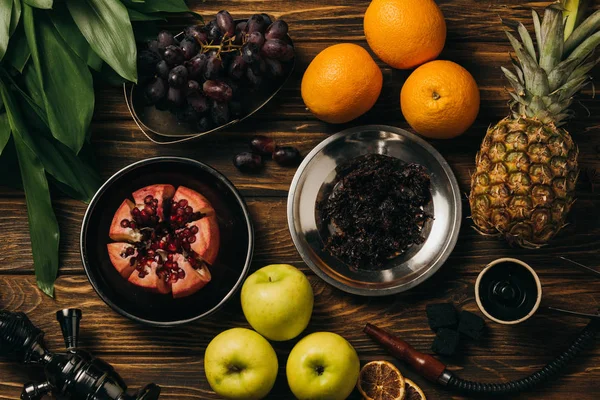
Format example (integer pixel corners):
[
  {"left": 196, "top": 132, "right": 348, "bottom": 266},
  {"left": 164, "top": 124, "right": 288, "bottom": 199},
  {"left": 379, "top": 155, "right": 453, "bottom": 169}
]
[
  {"left": 0, "top": 80, "right": 59, "bottom": 298},
  {"left": 66, "top": 0, "right": 137, "bottom": 82},
  {"left": 49, "top": 3, "right": 103, "bottom": 71},
  {"left": 0, "top": 0, "right": 12, "bottom": 60},
  {"left": 23, "top": 4, "right": 94, "bottom": 153},
  {"left": 122, "top": 0, "right": 188, "bottom": 13},
  {"left": 23, "top": 0, "right": 52, "bottom": 9},
  {"left": 0, "top": 111, "right": 10, "bottom": 155},
  {"left": 127, "top": 8, "right": 166, "bottom": 21},
  {"left": 9, "top": 0, "right": 21, "bottom": 36},
  {"left": 5, "top": 26, "right": 31, "bottom": 73}
]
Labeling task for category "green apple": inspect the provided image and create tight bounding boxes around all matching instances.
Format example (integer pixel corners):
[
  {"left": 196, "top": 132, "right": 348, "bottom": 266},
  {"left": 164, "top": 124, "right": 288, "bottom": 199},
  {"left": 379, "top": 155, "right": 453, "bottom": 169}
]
[
  {"left": 241, "top": 264, "right": 314, "bottom": 341},
  {"left": 204, "top": 328, "right": 278, "bottom": 400},
  {"left": 286, "top": 332, "right": 360, "bottom": 400}
]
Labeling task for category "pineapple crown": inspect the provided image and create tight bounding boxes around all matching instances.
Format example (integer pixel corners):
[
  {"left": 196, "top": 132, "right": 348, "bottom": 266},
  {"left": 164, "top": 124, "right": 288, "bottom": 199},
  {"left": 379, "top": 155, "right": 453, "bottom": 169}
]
[{"left": 502, "top": 0, "right": 600, "bottom": 126}]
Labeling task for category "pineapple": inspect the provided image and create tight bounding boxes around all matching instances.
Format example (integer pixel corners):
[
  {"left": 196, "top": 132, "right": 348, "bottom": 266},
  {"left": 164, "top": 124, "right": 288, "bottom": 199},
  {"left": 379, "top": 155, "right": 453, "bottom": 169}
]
[{"left": 469, "top": 1, "right": 600, "bottom": 248}]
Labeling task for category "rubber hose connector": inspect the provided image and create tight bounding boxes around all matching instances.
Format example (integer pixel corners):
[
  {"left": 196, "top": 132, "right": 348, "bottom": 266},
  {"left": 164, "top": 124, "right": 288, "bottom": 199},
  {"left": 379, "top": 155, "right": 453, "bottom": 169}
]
[{"left": 446, "top": 321, "right": 599, "bottom": 395}]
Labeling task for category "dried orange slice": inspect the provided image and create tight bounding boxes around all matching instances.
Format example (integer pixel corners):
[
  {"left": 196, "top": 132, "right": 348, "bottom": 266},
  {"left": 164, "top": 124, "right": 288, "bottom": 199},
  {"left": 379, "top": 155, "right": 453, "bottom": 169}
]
[
  {"left": 404, "top": 378, "right": 426, "bottom": 400},
  {"left": 357, "top": 360, "right": 405, "bottom": 400}
]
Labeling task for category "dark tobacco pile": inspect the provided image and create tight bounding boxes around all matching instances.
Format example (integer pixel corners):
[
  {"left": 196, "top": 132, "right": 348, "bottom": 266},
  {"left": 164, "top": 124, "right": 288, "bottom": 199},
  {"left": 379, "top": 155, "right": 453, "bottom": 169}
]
[{"left": 318, "top": 154, "right": 432, "bottom": 269}]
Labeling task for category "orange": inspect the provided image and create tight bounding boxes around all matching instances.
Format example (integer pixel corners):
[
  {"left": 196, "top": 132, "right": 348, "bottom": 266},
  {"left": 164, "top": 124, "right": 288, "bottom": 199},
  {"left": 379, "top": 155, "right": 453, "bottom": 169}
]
[
  {"left": 364, "top": 0, "right": 446, "bottom": 70},
  {"left": 301, "top": 43, "right": 382, "bottom": 124},
  {"left": 400, "top": 60, "right": 480, "bottom": 139}
]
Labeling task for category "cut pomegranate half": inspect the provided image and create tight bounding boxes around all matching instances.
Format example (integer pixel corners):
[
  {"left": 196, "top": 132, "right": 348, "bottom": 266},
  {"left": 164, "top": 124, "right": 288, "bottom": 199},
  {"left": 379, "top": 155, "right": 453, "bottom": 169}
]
[
  {"left": 107, "top": 243, "right": 138, "bottom": 279},
  {"left": 107, "top": 184, "right": 220, "bottom": 298},
  {"left": 170, "top": 254, "right": 212, "bottom": 299}
]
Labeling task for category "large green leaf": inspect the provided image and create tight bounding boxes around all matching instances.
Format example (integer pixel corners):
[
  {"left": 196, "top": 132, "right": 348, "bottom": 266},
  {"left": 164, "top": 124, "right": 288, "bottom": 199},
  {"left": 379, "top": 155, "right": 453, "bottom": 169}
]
[
  {"left": 5, "top": 26, "right": 31, "bottom": 73},
  {"left": 49, "top": 3, "right": 103, "bottom": 71},
  {"left": 23, "top": 0, "right": 53, "bottom": 9},
  {"left": 0, "top": 80, "right": 59, "bottom": 298},
  {"left": 9, "top": 0, "right": 21, "bottom": 35},
  {"left": 66, "top": 0, "right": 137, "bottom": 82},
  {"left": 0, "top": 111, "right": 10, "bottom": 155},
  {"left": 23, "top": 4, "right": 94, "bottom": 154},
  {"left": 122, "top": 0, "right": 188, "bottom": 13},
  {"left": 0, "top": 0, "right": 12, "bottom": 60}
]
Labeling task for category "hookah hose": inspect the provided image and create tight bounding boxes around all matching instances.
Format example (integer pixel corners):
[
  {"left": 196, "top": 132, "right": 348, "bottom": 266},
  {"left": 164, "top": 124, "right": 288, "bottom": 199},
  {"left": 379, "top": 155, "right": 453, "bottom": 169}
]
[{"left": 365, "top": 321, "right": 599, "bottom": 396}]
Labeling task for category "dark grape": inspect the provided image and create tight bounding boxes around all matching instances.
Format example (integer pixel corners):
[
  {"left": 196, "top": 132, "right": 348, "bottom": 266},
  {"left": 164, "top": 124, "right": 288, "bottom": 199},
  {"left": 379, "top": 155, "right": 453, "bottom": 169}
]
[
  {"left": 247, "top": 14, "right": 267, "bottom": 34},
  {"left": 180, "top": 38, "right": 198, "bottom": 60},
  {"left": 186, "top": 80, "right": 200, "bottom": 94},
  {"left": 206, "top": 19, "right": 222, "bottom": 42},
  {"left": 265, "top": 20, "right": 289, "bottom": 40},
  {"left": 230, "top": 101, "right": 242, "bottom": 118},
  {"left": 246, "top": 67, "right": 262, "bottom": 86},
  {"left": 157, "top": 31, "right": 175, "bottom": 49},
  {"left": 187, "top": 93, "right": 208, "bottom": 113},
  {"left": 265, "top": 58, "right": 284, "bottom": 77},
  {"left": 137, "top": 50, "right": 161, "bottom": 80},
  {"left": 204, "top": 56, "right": 222, "bottom": 80},
  {"left": 163, "top": 45, "right": 184, "bottom": 65},
  {"left": 250, "top": 57, "right": 266, "bottom": 75},
  {"left": 222, "top": 78, "right": 240, "bottom": 97},
  {"left": 250, "top": 135, "right": 276, "bottom": 155},
  {"left": 216, "top": 10, "right": 235, "bottom": 37},
  {"left": 203, "top": 80, "right": 233, "bottom": 102},
  {"left": 167, "top": 87, "right": 185, "bottom": 106},
  {"left": 156, "top": 60, "right": 170, "bottom": 79},
  {"left": 147, "top": 40, "right": 160, "bottom": 54},
  {"left": 196, "top": 116, "right": 213, "bottom": 132},
  {"left": 247, "top": 31, "right": 265, "bottom": 47},
  {"left": 176, "top": 105, "right": 199, "bottom": 124},
  {"left": 273, "top": 146, "right": 302, "bottom": 166},
  {"left": 144, "top": 77, "right": 167, "bottom": 105},
  {"left": 241, "top": 43, "right": 261, "bottom": 65},
  {"left": 211, "top": 101, "right": 230, "bottom": 125},
  {"left": 185, "top": 26, "right": 208, "bottom": 44},
  {"left": 233, "top": 152, "right": 263, "bottom": 173},
  {"left": 261, "top": 14, "right": 273, "bottom": 26},
  {"left": 228, "top": 55, "right": 247, "bottom": 80},
  {"left": 261, "top": 39, "right": 291, "bottom": 60},
  {"left": 168, "top": 65, "right": 188, "bottom": 88},
  {"left": 186, "top": 53, "right": 208, "bottom": 79}
]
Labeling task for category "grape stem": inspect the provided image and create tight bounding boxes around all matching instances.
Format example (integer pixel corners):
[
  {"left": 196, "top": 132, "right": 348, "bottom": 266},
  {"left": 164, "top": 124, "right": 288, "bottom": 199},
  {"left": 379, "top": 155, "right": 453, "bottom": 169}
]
[{"left": 199, "top": 35, "right": 244, "bottom": 59}]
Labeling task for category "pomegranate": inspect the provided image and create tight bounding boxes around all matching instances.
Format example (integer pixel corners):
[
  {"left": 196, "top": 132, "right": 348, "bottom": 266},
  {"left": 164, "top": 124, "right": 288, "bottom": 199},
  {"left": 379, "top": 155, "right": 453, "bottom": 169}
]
[{"left": 106, "top": 184, "right": 220, "bottom": 298}]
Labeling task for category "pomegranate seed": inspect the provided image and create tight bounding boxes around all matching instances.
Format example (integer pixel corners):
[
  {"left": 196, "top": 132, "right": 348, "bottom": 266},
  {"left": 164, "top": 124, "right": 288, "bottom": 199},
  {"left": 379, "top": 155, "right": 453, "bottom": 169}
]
[
  {"left": 182, "top": 228, "right": 191, "bottom": 237},
  {"left": 120, "top": 219, "right": 130, "bottom": 228},
  {"left": 188, "top": 235, "right": 196, "bottom": 243},
  {"left": 129, "top": 221, "right": 136, "bottom": 229},
  {"left": 190, "top": 225, "right": 199, "bottom": 234},
  {"left": 147, "top": 249, "right": 155, "bottom": 257},
  {"left": 185, "top": 206, "right": 193, "bottom": 214},
  {"left": 159, "top": 241, "right": 166, "bottom": 249},
  {"left": 140, "top": 210, "right": 148, "bottom": 219},
  {"left": 178, "top": 199, "right": 188, "bottom": 208},
  {"left": 176, "top": 208, "right": 185, "bottom": 216},
  {"left": 167, "top": 253, "right": 174, "bottom": 261},
  {"left": 126, "top": 247, "right": 135, "bottom": 256},
  {"left": 132, "top": 208, "right": 140, "bottom": 216},
  {"left": 153, "top": 199, "right": 158, "bottom": 206},
  {"left": 188, "top": 257, "right": 197, "bottom": 266},
  {"left": 170, "top": 215, "right": 176, "bottom": 221},
  {"left": 167, "top": 243, "right": 177, "bottom": 252},
  {"left": 170, "top": 273, "right": 178, "bottom": 282},
  {"left": 139, "top": 271, "right": 146, "bottom": 278},
  {"left": 150, "top": 242, "right": 159, "bottom": 250},
  {"left": 144, "top": 205, "right": 156, "bottom": 215},
  {"left": 182, "top": 241, "right": 191, "bottom": 250},
  {"left": 145, "top": 195, "right": 154, "bottom": 204},
  {"left": 178, "top": 269, "right": 186, "bottom": 279}
]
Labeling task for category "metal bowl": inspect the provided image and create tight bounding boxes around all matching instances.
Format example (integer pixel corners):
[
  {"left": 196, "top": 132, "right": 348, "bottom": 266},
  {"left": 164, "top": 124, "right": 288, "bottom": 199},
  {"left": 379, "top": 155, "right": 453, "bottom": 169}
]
[
  {"left": 81, "top": 157, "right": 254, "bottom": 326},
  {"left": 287, "top": 125, "right": 461, "bottom": 296}
]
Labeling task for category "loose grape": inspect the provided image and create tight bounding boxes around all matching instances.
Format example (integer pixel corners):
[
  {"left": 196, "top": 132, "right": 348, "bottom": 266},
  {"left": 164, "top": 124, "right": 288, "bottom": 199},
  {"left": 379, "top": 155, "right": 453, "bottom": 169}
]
[
  {"left": 186, "top": 80, "right": 200, "bottom": 94},
  {"left": 216, "top": 10, "right": 235, "bottom": 37},
  {"left": 186, "top": 54, "right": 208, "bottom": 79},
  {"left": 204, "top": 56, "right": 222, "bottom": 80},
  {"left": 247, "top": 14, "right": 267, "bottom": 34},
  {"left": 247, "top": 31, "right": 265, "bottom": 47},
  {"left": 157, "top": 31, "right": 175, "bottom": 49},
  {"left": 187, "top": 93, "right": 208, "bottom": 113},
  {"left": 211, "top": 101, "right": 230, "bottom": 125},
  {"left": 180, "top": 38, "right": 198, "bottom": 60},
  {"left": 144, "top": 77, "right": 167, "bottom": 105},
  {"left": 250, "top": 135, "right": 276, "bottom": 155},
  {"left": 233, "top": 152, "right": 263, "bottom": 173},
  {"left": 273, "top": 146, "right": 302, "bottom": 166},
  {"left": 167, "top": 87, "right": 185, "bottom": 106},
  {"left": 265, "top": 20, "right": 289, "bottom": 40},
  {"left": 203, "top": 80, "right": 233, "bottom": 102},
  {"left": 163, "top": 45, "right": 184, "bottom": 65},
  {"left": 185, "top": 26, "right": 208, "bottom": 44},
  {"left": 261, "top": 39, "right": 292, "bottom": 61},
  {"left": 265, "top": 58, "right": 284, "bottom": 77},
  {"left": 228, "top": 55, "right": 247, "bottom": 80},
  {"left": 168, "top": 65, "right": 188, "bottom": 88},
  {"left": 156, "top": 60, "right": 170, "bottom": 79}
]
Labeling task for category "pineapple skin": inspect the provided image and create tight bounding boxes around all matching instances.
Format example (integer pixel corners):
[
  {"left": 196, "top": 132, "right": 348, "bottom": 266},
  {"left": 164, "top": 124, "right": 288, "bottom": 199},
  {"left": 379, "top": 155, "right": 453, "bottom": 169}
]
[{"left": 469, "top": 116, "right": 579, "bottom": 247}]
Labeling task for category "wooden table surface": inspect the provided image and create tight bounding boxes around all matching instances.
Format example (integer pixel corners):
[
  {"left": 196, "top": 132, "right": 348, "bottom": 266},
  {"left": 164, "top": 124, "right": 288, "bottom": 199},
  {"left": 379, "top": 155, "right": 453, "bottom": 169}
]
[{"left": 1, "top": 1, "right": 600, "bottom": 399}]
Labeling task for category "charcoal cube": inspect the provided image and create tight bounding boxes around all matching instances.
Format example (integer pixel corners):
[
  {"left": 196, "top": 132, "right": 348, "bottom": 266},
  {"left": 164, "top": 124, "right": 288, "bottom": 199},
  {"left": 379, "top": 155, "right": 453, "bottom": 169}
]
[
  {"left": 431, "top": 328, "right": 460, "bottom": 356},
  {"left": 426, "top": 303, "right": 458, "bottom": 331},
  {"left": 458, "top": 310, "right": 485, "bottom": 340}
]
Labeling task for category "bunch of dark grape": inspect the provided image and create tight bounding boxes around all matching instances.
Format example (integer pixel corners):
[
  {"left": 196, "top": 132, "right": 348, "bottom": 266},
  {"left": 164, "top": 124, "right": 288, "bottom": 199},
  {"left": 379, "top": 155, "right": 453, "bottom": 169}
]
[
  {"left": 233, "top": 135, "right": 302, "bottom": 173},
  {"left": 137, "top": 11, "right": 295, "bottom": 132}
]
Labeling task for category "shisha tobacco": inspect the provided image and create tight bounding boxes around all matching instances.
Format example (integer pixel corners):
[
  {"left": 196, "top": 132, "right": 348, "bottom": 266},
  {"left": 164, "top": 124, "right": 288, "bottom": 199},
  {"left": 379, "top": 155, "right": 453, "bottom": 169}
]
[{"left": 0, "top": 308, "right": 160, "bottom": 400}]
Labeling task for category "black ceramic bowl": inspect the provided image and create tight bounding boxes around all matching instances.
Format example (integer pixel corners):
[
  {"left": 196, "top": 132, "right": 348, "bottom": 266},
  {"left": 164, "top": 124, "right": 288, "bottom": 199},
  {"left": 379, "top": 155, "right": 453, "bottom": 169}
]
[{"left": 80, "top": 157, "right": 253, "bottom": 327}]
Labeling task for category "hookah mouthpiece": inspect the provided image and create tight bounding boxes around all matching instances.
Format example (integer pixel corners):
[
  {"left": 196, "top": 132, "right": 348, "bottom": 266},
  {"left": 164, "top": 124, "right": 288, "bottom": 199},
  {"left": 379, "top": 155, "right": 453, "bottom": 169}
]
[
  {"left": 0, "top": 310, "right": 51, "bottom": 364},
  {"left": 56, "top": 309, "right": 81, "bottom": 350}
]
